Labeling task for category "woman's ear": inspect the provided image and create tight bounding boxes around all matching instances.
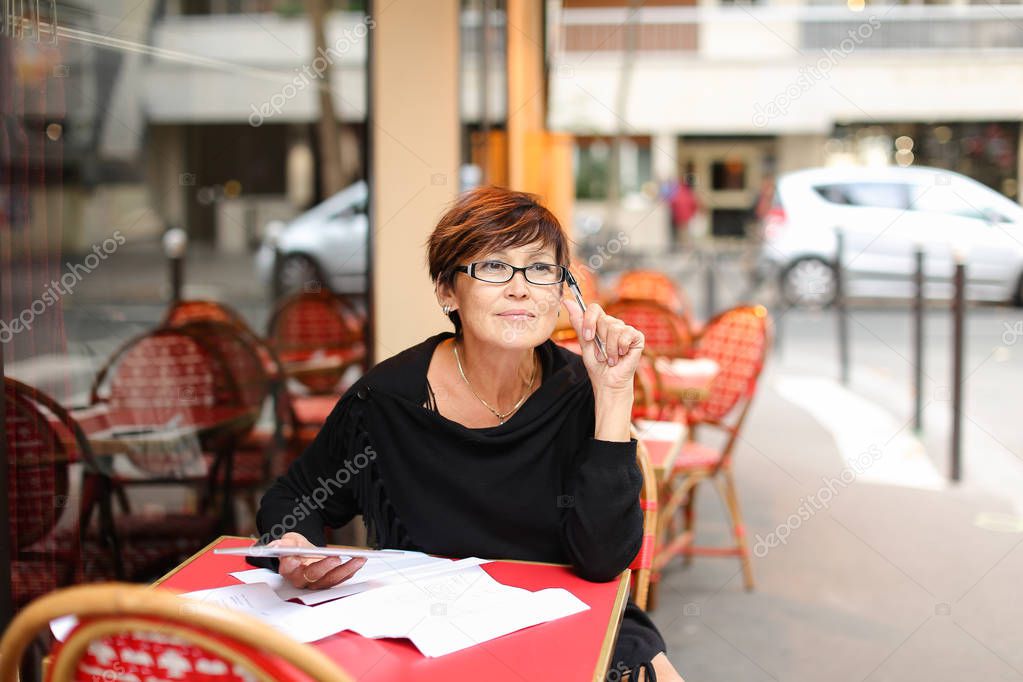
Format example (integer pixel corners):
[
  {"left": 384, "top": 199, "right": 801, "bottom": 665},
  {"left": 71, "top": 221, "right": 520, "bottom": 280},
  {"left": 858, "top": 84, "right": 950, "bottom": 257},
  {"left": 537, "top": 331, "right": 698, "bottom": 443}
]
[{"left": 435, "top": 281, "right": 457, "bottom": 312}]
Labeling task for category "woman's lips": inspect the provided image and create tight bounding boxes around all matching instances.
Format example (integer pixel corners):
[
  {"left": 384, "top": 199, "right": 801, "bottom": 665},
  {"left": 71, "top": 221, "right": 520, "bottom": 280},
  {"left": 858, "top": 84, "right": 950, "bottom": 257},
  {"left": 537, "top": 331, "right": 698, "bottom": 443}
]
[{"left": 498, "top": 311, "right": 535, "bottom": 319}]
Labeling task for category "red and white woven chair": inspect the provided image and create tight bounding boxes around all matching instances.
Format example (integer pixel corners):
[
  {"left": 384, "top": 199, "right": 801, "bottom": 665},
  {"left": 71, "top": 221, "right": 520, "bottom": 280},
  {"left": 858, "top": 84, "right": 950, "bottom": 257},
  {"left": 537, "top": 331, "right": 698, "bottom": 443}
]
[
  {"left": 603, "top": 299, "right": 692, "bottom": 361},
  {"left": 267, "top": 290, "right": 365, "bottom": 396},
  {"left": 0, "top": 583, "right": 354, "bottom": 682},
  {"left": 172, "top": 320, "right": 299, "bottom": 529},
  {"left": 162, "top": 299, "right": 253, "bottom": 333},
  {"left": 653, "top": 305, "right": 771, "bottom": 593},
  {"left": 3, "top": 378, "right": 89, "bottom": 608},
  {"left": 613, "top": 270, "right": 693, "bottom": 323},
  {"left": 87, "top": 326, "right": 249, "bottom": 578}
]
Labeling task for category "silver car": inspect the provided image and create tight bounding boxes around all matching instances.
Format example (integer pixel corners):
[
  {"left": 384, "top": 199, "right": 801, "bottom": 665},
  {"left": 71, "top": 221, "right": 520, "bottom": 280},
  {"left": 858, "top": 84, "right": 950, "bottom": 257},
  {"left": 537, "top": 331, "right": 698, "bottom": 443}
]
[
  {"left": 760, "top": 166, "right": 1023, "bottom": 307},
  {"left": 256, "top": 181, "right": 369, "bottom": 295}
]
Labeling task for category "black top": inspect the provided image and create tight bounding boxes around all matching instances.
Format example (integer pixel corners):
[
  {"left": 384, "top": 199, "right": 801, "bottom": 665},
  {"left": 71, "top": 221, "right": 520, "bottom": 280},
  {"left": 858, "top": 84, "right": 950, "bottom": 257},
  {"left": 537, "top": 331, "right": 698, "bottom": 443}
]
[{"left": 256, "top": 332, "right": 666, "bottom": 674}]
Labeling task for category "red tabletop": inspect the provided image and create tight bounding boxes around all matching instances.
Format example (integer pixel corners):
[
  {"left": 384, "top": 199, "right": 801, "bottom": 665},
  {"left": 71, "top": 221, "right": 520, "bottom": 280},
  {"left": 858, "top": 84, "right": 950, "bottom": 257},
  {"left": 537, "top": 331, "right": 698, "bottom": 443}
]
[{"left": 155, "top": 536, "right": 630, "bottom": 682}]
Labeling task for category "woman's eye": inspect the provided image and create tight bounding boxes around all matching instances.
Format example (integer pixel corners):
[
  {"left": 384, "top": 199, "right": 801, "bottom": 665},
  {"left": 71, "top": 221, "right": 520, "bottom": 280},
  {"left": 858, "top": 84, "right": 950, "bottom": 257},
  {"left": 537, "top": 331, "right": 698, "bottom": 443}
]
[
  {"left": 479, "top": 261, "right": 506, "bottom": 273},
  {"left": 529, "top": 264, "right": 556, "bottom": 274}
]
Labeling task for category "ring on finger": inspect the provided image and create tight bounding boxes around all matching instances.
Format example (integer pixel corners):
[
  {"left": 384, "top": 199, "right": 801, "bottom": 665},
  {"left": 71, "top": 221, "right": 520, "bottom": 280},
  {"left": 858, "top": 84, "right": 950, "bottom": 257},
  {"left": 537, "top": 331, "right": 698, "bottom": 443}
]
[{"left": 302, "top": 568, "right": 316, "bottom": 585}]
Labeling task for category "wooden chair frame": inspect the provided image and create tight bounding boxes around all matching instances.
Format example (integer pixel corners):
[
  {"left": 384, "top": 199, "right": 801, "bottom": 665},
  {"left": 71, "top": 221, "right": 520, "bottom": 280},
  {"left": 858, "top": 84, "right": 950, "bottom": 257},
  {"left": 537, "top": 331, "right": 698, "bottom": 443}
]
[
  {"left": 0, "top": 583, "right": 353, "bottom": 682},
  {"left": 652, "top": 305, "right": 771, "bottom": 593}
]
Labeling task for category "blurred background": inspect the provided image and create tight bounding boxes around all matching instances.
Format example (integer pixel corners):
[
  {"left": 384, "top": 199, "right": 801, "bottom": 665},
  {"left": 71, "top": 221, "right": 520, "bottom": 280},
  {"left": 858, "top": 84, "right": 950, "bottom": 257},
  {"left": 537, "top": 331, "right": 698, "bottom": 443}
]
[{"left": 3, "top": 1, "right": 1023, "bottom": 680}]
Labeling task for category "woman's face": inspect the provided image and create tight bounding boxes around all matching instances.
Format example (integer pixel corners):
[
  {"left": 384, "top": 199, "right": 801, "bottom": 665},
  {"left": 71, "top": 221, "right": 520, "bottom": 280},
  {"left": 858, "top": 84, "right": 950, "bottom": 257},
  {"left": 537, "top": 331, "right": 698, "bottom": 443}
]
[{"left": 442, "top": 242, "right": 564, "bottom": 350}]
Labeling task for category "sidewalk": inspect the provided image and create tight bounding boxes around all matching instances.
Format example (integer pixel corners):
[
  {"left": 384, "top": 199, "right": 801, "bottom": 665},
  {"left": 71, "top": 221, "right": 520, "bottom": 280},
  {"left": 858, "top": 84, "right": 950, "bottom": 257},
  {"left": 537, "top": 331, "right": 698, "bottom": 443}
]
[{"left": 651, "top": 366, "right": 1023, "bottom": 682}]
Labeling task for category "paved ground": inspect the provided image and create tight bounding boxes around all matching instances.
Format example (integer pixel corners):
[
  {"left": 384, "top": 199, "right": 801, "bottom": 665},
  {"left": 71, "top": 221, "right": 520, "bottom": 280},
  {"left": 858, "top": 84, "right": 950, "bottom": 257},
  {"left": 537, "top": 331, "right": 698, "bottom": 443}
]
[{"left": 650, "top": 368, "right": 1023, "bottom": 682}]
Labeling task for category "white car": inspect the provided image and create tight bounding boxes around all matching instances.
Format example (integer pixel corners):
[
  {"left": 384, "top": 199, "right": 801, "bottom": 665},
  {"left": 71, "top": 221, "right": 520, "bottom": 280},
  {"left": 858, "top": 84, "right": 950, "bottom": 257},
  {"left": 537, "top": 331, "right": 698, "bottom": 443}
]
[
  {"left": 256, "top": 168, "right": 483, "bottom": 295},
  {"left": 256, "top": 181, "right": 369, "bottom": 295},
  {"left": 760, "top": 166, "right": 1023, "bottom": 307}
]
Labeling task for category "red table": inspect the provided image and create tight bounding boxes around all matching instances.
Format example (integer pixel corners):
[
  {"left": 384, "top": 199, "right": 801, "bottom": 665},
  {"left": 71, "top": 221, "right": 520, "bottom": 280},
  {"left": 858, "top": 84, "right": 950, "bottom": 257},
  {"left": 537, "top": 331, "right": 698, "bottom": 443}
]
[{"left": 155, "top": 536, "right": 630, "bottom": 682}]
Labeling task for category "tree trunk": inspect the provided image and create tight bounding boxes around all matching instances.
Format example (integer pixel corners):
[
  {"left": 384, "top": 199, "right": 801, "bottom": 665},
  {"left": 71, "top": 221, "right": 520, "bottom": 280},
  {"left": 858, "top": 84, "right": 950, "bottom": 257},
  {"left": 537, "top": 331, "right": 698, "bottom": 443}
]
[{"left": 307, "top": 0, "right": 345, "bottom": 197}]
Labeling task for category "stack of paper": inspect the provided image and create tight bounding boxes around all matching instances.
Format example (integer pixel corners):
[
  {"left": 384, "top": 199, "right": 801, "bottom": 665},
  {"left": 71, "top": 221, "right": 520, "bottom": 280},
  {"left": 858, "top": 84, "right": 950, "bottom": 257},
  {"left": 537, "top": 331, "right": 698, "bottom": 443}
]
[{"left": 185, "top": 562, "right": 589, "bottom": 657}]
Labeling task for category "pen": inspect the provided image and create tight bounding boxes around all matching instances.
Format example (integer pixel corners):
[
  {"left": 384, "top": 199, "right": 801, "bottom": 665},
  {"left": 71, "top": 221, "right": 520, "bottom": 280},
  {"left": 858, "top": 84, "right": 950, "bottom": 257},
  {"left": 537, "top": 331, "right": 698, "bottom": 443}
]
[
  {"left": 215, "top": 546, "right": 405, "bottom": 559},
  {"left": 565, "top": 270, "right": 607, "bottom": 360}
]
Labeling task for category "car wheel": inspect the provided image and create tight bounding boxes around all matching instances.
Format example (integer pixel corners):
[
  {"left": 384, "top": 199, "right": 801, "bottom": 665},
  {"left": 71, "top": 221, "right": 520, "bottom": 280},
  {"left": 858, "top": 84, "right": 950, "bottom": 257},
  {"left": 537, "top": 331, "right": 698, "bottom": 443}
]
[
  {"left": 780, "top": 257, "right": 837, "bottom": 308},
  {"left": 276, "top": 253, "right": 325, "bottom": 295}
]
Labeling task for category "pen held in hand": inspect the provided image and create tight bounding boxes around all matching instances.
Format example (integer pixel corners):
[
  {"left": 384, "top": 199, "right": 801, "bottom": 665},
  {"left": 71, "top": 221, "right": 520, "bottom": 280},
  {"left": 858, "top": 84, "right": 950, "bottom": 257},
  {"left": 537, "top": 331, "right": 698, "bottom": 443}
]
[
  {"left": 566, "top": 272, "right": 607, "bottom": 360},
  {"left": 215, "top": 546, "right": 404, "bottom": 560}
]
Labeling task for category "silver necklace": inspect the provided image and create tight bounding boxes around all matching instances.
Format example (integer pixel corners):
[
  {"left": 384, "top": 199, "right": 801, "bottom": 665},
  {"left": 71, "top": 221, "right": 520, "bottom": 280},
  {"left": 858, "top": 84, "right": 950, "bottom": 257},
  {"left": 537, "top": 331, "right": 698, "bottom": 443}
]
[{"left": 453, "top": 341, "right": 537, "bottom": 424}]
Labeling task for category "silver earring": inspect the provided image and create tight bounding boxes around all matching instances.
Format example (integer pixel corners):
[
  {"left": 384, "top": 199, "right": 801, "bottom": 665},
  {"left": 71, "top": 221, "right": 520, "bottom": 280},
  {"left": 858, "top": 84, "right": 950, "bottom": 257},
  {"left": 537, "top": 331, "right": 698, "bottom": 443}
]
[{"left": 442, "top": 305, "right": 451, "bottom": 315}]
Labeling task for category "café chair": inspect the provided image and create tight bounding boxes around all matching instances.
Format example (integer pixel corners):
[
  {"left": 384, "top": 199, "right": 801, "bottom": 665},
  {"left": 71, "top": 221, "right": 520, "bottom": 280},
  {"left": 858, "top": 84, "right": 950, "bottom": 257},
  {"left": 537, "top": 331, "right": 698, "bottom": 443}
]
[
  {"left": 655, "top": 305, "right": 771, "bottom": 592},
  {"left": 161, "top": 299, "right": 253, "bottom": 334},
  {"left": 3, "top": 378, "right": 91, "bottom": 608},
  {"left": 0, "top": 583, "right": 354, "bottom": 682},
  {"left": 173, "top": 320, "right": 299, "bottom": 529},
  {"left": 631, "top": 436, "right": 659, "bottom": 611},
  {"left": 604, "top": 299, "right": 692, "bottom": 360},
  {"left": 612, "top": 270, "right": 694, "bottom": 324},
  {"left": 267, "top": 289, "right": 365, "bottom": 396},
  {"left": 88, "top": 326, "right": 251, "bottom": 577}
]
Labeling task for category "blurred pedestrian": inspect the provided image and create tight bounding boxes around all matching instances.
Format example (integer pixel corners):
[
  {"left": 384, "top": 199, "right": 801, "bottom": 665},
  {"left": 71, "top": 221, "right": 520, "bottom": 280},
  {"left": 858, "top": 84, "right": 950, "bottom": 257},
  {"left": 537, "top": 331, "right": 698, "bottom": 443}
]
[{"left": 667, "top": 175, "right": 701, "bottom": 252}]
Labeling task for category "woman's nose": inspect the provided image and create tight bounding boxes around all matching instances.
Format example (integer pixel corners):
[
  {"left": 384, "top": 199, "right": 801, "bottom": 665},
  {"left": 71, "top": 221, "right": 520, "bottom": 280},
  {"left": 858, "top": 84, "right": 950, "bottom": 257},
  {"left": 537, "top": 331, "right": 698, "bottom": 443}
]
[{"left": 505, "top": 270, "right": 530, "bottom": 296}]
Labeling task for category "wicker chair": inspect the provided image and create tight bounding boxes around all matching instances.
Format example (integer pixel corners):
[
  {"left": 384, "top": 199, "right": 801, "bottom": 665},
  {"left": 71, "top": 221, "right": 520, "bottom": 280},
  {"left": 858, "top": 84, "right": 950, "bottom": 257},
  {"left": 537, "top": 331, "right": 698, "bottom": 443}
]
[
  {"left": 0, "top": 583, "right": 354, "bottom": 682},
  {"left": 613, "top": 270, "right": 692, "bottom": 320},
  {"left": 87, "top": 326, "right": 250, "bottom": 578},
  {"left": 654, "top": 305, "right": 771, "bottom": 591},
  {"left": 3, "top": 378, "right": 89, "bottom": 608},
  {"left": 266, "top": 290, "right": 365, "bottom": 396}
]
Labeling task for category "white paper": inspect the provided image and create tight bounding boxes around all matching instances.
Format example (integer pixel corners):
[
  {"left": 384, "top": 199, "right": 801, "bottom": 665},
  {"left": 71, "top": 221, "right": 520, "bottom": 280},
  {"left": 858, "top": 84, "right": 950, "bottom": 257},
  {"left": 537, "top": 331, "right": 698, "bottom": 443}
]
[
  {"left": 181, "top": 582, "right": 309, "bottom": 623},
  {"left": 230, "top": 555, "right": 491, "bottom": 605},
  {"left": 292, "top": 565, "right": 590, "bottom": 656},
  {"left": 50, "top": 614, "right": 78, "bottom": 642},
  {"left": 191, "top": 565, "right": 590, "bottom": 657}
]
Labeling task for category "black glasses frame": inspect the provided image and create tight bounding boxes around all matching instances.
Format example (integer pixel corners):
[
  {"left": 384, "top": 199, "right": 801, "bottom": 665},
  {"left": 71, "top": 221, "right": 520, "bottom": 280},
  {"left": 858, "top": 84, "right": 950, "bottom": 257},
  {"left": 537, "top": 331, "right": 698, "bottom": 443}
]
[{"left": 454, "top": 261, "right": 567, "bottom": 286}]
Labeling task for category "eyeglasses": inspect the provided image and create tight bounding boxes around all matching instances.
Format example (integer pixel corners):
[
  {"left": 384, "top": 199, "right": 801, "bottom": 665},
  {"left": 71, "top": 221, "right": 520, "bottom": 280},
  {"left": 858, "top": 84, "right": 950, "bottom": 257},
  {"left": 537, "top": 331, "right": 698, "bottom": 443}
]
[{"left": 455, "top": 260, "right": 567, "bottom": 286}]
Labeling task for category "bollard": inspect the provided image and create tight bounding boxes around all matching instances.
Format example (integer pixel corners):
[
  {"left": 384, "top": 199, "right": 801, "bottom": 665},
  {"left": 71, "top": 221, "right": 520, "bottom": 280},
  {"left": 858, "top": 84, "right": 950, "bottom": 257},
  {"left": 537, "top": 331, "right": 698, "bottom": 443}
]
[
  {"left": 704, "top": 248, "right": 717, "bottom": 320},
  {"left": 271, "top": 244, "right": 284, "bottom": 304},
  {"left": 162, "top": 228, "right": 188, "bottom": 304},
  {"left": 834, "top": 229, "right": 849, "bottom": 385},
  {"left": 950, "top": 259, "right": 966, "bottom": 483},
  {"left": 912, "top": 248, "right": 925, "bottom": 432}
]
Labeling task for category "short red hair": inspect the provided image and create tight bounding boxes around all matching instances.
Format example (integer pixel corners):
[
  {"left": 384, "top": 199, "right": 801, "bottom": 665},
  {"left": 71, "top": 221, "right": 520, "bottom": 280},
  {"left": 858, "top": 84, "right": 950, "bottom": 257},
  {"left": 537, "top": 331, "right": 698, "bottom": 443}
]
[{"left": 427, "top": 186, "right": 570, "bottom": 330}]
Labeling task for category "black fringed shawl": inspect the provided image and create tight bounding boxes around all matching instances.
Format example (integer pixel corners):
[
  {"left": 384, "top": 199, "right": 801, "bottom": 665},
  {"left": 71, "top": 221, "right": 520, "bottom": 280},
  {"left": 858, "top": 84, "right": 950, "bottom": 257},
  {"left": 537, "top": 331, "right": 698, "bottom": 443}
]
[{"left": 256, "top": 332, "right": 666, "bottom": 672}]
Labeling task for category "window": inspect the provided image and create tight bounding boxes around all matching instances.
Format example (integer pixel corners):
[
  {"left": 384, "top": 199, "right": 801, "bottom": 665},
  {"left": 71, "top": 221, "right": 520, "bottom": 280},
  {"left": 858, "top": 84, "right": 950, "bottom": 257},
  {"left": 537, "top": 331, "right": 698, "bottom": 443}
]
[
  {"left": 574, "top": 136, "right": 653, "bottom": 200},
  {"left": 711, "top": 159, "right": 747, "bottom": 191},
  {"left": 813, "top": 183, "right": 911, "bottom": 209},
  {"left": 909, "top": 185, "right": 1009, "bottom": 221}
]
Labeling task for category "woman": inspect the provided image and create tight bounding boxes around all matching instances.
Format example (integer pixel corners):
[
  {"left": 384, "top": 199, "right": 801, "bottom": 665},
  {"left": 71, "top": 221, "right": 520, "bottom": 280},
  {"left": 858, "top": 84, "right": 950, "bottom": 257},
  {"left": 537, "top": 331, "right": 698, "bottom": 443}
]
[{"left": 256, "top": 186, "right": 684, "bottom": 681}]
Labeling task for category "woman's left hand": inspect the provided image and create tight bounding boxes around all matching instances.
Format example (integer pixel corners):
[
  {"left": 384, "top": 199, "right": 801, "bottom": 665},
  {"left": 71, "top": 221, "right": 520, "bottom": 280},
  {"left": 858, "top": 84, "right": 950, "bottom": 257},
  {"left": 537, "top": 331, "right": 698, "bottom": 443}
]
[{"left": 563, "top": 299, "right": 645, "bottom": 393}]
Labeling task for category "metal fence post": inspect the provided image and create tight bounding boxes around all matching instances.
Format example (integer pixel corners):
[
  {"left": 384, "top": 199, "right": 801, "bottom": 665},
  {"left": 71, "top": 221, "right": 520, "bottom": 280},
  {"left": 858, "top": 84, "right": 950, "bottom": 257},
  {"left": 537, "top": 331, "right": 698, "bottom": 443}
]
[
  {"left": 834, "top": 229, "right": 849, "bottom": 385},
  {"left": 913, "top": 248, "right": 925, "bottom": 432},
  {"left": 950, "top": 259, "right": 966, "bottom": 482}
]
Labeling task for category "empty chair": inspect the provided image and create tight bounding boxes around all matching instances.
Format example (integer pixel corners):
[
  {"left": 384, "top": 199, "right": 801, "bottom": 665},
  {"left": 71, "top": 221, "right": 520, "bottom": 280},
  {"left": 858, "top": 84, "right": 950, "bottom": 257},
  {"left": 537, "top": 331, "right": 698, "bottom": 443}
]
[
  {"left": 267, "top": 290, "right": 365, "bottom": 396},
  {"left": 0, "top": 583, "right": 354, "bottom": 682},
  {"left": 613, "top": 270, "right": 691, "bottom": 321},
  {"left": 604, "top": 300, "right": 692, "bottom": 360},
  {"left": 87, "top": 326, "right": 252, "bottom": 577},
  {"left": 162, "top": 299, "right": 252, "bottom": 333},
  {"left": 655, "top": 305, "right": 771, "bottom": 591},
  {"left": 3, "top": 378, "right": 87, "bottom": 608}
]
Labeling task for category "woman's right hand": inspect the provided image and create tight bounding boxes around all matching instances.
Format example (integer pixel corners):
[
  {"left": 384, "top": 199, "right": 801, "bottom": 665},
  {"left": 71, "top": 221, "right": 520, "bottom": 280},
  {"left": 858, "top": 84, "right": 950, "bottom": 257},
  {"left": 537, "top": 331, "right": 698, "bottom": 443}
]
[{"left": 269, "top": 532, "right": 367, "bottom": 590}]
